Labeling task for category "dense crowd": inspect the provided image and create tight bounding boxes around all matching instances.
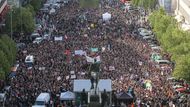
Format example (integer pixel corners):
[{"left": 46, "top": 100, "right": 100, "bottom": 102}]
[{"left": 4, "top": 0, "right": 190, "bottom": 107}]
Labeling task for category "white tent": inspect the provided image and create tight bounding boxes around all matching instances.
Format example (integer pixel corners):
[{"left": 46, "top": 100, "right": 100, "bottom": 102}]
[
  {"left": 60, "top": 91, "right": 75, "bottom": 100},
  {"left": 102, "top": 12, "right": 111, "bottom": 21},
  {"left": 73, "top": 79, "right": 112, "bottom": 92}
]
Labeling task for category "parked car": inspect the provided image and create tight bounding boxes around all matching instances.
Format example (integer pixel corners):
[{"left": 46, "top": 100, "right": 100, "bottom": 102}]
[
  {"left": 43, "top": 34, "right": 50, "bottom": 40},
  {"left": 35, "top": 24, "right": 42, "bottom": 31},
  {"left": 16, "top": 43, "right": 26, "bottom": 50},
  {"left": 25, "top": 55, "right": 34, "bottom": 67},
  {"left": 138, "top": 28, "right": 152, "bottom": 36},
  {"left": 30, "top": 32, "right": 40, "bottom": 41},
  {"left": 143, "top": 35, "right": 154, "bottom": 40},
  {"left": 155, "top": 59, "right": 170, "bottom": 65},
  {"left": 40, "top": 8, "right": 49, "bottom": 13},
  {"left": 33, "top": 37, "right": 43, "bottom": 44}
]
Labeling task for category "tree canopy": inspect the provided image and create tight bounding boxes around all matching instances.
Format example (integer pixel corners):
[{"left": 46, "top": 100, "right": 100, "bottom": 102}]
[
  {"left": 5, "top": 6, "right": 35, "bottom": 35},
  {"left": 148, "top": 8, "right": 190, "bottom": 81},
  {"left": 79, "top": 0, "right": 99, "bottom": 8},
  {"left": 0, "top": 34, "right": 17, "bottom": 80},
  {"left": 132, "top": 0, "right": 158, "bottom": 10},
  {"left": 29, "top": 0, "right": 43, "bottom": 12}
]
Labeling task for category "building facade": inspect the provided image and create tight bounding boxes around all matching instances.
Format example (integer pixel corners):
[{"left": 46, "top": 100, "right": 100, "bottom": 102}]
[
  {"left": 175, "top": 0, "right": 190, "bottom": 24},
  {"left": 158, "top": 0, "right": 177, "bottom": 13},
  {"left": 158, "top": 0, "right": 190, "bottom": 31},
  {"left": 0, "top": 0, "right": 9, "bottom": 23}
]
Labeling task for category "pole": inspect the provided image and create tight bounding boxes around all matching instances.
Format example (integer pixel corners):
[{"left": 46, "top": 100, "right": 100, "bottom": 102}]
[
  {"left": 20, "top": 0, "right": 22, "bottom": 34},
  {"left": 11, "top": 5, "right": 13, "bottom": 39}
]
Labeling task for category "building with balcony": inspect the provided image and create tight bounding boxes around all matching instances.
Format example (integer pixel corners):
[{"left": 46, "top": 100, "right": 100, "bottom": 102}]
[
  {"left": 158, "top": 0, "right": 190, "bottom": 31},
  {"left": 0, "top": 0, "right": 8, "bottom": 24},
  {"left": 175, "top": 0, "right": 190, "bottom": 31}
]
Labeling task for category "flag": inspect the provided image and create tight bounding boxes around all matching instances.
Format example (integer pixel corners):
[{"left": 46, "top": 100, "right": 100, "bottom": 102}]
[
  {"left": 64, "top": 50, "right": 71, "bottom": 55},
  {"left": 91, "top": 48, "right": 98, "bottom": 52}
]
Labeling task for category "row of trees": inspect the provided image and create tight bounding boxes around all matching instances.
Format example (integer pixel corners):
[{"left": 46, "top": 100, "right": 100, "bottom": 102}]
[
  {"left": 132, "top": 0, "right": 190, "bottom": 81},
  {"left": 0, "top": 0, "right": 44, "bottom": 80},
  {"left": 132, "top": 0, "right": 158, "bottom": 10},
  {"left": 79, "top": 0, "right": 99, "bottom": 8},
  {"left": 148, "top": 8, "right": 190, "bottom": 81},
  {"left": 4, "top": 0, "right": 44, "bottom": 35},
  {"left": 0, "top": 35, "right": 17, "bottom": 80}
]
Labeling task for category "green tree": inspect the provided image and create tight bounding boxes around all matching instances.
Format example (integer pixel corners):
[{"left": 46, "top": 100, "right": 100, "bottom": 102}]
[
  {"left": 0, "top": 34, "right": 17, "bottom": 80},
  {"left": 173, "top": 55, "right": 190, "bottom": 81},
  {"left": 148, "top": 8, "right": 190, "bottom": 81},
  {"left": 0, "top": 35, "right": 17, "bottom": 64},
  {"left": 80, "top": 0, "right": 99, "bottom": 8},
  {"left": 5, "top": 7, "right": 35, "bottom": 35},
  {"left": 132, "top": 0, "right": 158, "bottom": 10},
  {"left": 0, "top": 39, "right": 13, "bottom": 65},
  {"left": 30, "top": 0, "right": 43, "bottom": 12},
  {"left": 21, "top": 7, "right": 35, "bottom": 34},
  {"left": 25, "top": 4, "right": 35, "bottom": 17},
  {"left": 0, "top": 50, "right": 11, "bottom": 79},
  {"left": 0, "top": 68, "right": 6, "bottom": 80}
]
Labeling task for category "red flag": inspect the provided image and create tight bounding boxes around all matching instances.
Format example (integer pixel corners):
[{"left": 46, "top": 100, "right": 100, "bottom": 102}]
[{"left": 64, "top": 50, "right": 71, "bottom": 55}]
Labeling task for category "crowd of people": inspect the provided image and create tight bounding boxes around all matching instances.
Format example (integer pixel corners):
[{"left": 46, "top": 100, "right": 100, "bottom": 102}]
[{"left": 4, "top": 0, "right": 190, "bottom": 107}]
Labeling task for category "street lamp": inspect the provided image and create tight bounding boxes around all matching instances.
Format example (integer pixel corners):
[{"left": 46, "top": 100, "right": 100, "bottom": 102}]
[{"left": 10, "top": 0, "right": 13, "bottom": 39}]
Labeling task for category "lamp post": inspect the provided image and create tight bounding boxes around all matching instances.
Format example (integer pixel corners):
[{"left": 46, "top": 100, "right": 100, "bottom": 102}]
[
  {"left": 20, "top": 0, "right": 23, "bottom": 35},
  {"left": 10, "top": 0, "right": 13, "bottom": 39}
]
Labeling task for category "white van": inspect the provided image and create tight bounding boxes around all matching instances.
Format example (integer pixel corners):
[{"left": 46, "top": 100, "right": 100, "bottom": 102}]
[
  {"left": 155, "top": 60, "right": 170, "bottom": 65},
  {"left": 25, "top": 55, "right": 34, "bottom": 67},
  {"left": 33, "top": 93, "right": 50, "bottom": 107}
]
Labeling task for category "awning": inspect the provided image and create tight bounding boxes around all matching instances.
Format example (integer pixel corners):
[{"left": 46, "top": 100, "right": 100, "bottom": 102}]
[{"left": 116, "top": 91, "right": 133, "bottom": 100}]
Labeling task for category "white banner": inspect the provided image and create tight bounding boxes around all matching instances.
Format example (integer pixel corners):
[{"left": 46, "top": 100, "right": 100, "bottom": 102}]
[
  {"left": 86, "top": 56, "right": 101, "bottom": 63},
  {"left": 54, "top": 36, "right": 63, "bottom": 41},
  {"left": 74, "top": 50, "right": 86, "bottom": 56},
  {"left": 70, "top": 71, "right": 75, "bottom": 75},
  {"left": 86, "top": 56, "right": 95, "bottom": 63},
  {"left": 66, "top": 75, "right": 70, "bottom": 80},
  {"left": 109, "top": 66, "right": 115, "bottom": 71},
  {"left": 71, "top": 75, "right": 76, "bottom": 79}
]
